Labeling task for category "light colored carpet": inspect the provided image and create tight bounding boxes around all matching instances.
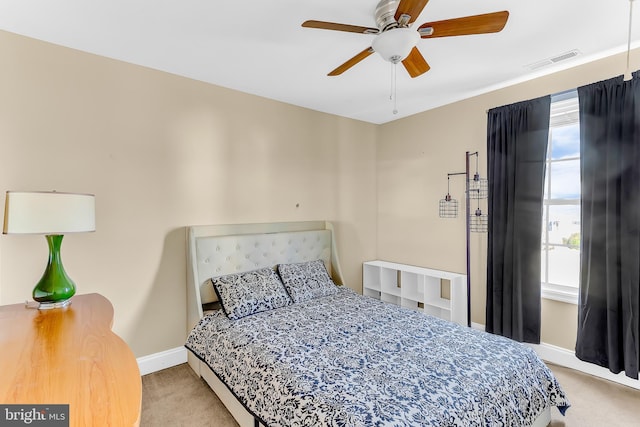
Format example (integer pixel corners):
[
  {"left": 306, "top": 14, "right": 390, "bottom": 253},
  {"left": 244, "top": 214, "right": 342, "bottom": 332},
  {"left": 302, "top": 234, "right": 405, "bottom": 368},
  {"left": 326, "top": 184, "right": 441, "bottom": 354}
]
[
  {"left": 141, "top": 363, "right": 238, "bottom": 427},
  {"left": 547, "top": 363, "right": 640, "bottom": 427},
  {"left": 141, "top": 362, "right": 640, "bottom": 426}
]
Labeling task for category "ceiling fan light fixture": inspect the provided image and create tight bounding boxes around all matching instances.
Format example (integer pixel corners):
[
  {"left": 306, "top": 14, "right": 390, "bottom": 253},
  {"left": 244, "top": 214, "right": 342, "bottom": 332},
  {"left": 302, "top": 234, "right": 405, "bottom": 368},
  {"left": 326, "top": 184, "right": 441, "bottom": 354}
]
[{"left": 372, "top": 28, "right": 419, "bottom": 64}]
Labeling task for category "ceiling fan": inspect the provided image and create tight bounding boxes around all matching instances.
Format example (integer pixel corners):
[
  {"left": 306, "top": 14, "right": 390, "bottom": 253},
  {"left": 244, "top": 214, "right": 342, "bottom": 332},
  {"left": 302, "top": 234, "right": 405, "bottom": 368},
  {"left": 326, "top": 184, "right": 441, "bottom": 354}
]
[{"left": 302, "top": 0, "right": 509, "bottom": 78}]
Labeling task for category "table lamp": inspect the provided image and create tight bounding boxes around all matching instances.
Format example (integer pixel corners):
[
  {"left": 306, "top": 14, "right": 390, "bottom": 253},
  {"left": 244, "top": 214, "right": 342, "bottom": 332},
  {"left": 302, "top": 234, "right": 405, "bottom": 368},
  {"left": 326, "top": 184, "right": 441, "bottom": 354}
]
[{"left": 3, "top": 191, "right": 95, "bottom": 309}]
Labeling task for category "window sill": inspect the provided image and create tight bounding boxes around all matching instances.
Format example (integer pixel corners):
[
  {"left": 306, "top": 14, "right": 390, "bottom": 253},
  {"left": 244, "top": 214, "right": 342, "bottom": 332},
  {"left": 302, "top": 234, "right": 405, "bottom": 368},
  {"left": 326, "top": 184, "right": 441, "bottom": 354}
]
[{"left": 542, "top": 285, "right": 578, "bottom": 305}]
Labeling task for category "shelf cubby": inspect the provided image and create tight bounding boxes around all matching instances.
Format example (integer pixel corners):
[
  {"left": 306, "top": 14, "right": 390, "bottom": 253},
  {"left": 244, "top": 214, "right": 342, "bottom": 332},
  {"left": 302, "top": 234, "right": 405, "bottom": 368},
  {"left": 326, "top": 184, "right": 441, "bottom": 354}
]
[{"left": 362, "top": 260, "right": 468, "bottom": 326}]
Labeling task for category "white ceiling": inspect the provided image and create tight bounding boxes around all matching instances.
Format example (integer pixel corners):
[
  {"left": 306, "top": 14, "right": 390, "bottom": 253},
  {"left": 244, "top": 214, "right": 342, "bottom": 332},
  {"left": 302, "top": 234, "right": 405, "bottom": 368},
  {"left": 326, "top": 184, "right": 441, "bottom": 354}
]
[{"left": 1, "top": 0, "right": 638, "bottom": 124}]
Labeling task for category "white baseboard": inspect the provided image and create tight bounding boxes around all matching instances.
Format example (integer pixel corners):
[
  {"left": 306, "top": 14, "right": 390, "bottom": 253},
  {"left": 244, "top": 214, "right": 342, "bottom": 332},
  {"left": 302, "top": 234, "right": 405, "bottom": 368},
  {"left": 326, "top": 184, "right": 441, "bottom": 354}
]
[
  {"left": 527, "top": 341, "right": 640, "bottom": 390},
  {"left": 469, "top": 322, "right": 639, "bottom": 390},
  {"left": 471, "top": 322, "right": 485, "bottom": 331},
  {"left": 137, "top": 346, "right": 188, "bottom": 376}
]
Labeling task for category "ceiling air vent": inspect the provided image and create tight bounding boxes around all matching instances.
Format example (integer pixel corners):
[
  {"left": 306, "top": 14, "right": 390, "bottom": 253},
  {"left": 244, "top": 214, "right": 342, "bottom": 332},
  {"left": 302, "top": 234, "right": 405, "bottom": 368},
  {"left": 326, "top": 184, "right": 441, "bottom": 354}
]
[
  {"left": 526, "top": 49, "right": 581, "bottom": 71},
  {"left": 550, "top": 50, "right": 580, "bottom": 63}
]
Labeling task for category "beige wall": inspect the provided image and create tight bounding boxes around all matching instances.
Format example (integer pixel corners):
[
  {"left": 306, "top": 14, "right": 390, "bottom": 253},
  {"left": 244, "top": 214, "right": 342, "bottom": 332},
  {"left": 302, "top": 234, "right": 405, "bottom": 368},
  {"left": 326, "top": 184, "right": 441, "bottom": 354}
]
[
  {"left": 377, "top": 49, "right": 639, "bottom": 349},
  {"left": 0, "top": 30, "right": 378, "bottom": 357},
  {"left": 2, "top": 28, "right": 636, "bottom": 357}
]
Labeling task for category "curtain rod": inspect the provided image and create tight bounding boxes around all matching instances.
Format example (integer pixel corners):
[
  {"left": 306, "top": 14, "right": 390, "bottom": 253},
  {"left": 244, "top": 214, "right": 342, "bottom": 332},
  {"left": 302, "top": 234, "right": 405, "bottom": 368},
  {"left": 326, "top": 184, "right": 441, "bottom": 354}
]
[{"left": 485, "top": 89, "right": 578, "bottom": 113}]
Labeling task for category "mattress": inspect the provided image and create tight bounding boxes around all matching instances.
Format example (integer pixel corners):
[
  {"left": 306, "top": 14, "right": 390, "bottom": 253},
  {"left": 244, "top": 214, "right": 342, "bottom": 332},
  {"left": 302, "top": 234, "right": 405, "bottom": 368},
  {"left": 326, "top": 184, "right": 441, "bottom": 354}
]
[{"left": 186, "top": 287, "right": 569, "bottom": 426}]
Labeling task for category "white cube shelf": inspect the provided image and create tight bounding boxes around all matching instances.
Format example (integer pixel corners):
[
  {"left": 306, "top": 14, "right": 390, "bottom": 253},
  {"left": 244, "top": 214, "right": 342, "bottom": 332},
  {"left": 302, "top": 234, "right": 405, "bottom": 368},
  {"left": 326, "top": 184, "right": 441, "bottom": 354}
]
[{"left": 362, "top": 260, "right": 468, "bottom": 326}]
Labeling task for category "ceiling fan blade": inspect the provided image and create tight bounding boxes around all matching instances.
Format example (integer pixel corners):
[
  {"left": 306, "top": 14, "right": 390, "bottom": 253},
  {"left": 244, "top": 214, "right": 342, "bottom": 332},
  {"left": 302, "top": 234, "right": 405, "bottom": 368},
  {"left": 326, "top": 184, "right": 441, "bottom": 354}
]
[
  {"left": 328, "top": 47, "right": 374, "bottom": 76},
  {"left": 302, "top": 20, "right": 379, "bottom": 34},
  {"left": 418, "top": 11, "right": 509, "bottom": 38},
  {"left": 402, "top": 47, "right": 430, "bottom": 78},
  {"left": 395, "top": 0, "right": 430, "bottom": 25}
]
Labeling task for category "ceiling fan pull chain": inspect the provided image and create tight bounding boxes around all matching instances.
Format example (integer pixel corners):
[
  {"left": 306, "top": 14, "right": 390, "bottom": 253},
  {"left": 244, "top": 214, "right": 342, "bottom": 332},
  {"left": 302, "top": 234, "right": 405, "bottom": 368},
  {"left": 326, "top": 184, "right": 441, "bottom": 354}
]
[
  {"left": 389, "top": 62, "right": 394, "bottom": 101},
  {"left": 392, "top": 63, "right": 398, "bottom": 115}
]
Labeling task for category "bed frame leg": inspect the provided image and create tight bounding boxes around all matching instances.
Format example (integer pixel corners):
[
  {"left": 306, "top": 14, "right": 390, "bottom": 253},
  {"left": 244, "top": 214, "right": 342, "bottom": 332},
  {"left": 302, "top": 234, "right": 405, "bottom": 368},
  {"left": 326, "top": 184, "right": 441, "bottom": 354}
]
[{"left": 186, "top": 352, "right": 201, "bottom": 377}]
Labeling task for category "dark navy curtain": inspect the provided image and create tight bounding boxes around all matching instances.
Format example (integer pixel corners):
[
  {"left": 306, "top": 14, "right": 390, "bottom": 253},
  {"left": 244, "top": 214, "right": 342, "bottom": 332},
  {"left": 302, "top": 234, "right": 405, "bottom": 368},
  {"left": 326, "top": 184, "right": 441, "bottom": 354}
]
[
  {"left": 486, "top": 96, "right": 551, "bottom": 344},
  {"left": 576, "top": 73, "right": 640, "bottom": 379}
]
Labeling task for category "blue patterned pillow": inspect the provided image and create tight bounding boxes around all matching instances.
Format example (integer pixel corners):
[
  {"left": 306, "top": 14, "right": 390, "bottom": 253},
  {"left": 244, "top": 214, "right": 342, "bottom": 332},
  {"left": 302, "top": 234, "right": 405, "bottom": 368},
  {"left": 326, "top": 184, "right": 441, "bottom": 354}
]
[
  {"left": 277, "top": 259, "right": 339, "bottom": 303},
  {"left": 212, "top": 267, "right": 292, "bottom": 320}
]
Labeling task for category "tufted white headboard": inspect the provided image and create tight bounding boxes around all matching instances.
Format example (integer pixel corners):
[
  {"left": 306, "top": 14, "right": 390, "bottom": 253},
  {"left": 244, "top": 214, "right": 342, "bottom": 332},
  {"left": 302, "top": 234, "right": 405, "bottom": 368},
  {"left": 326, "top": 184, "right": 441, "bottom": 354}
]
[{"left": 186, "top": 221, "right": 345, "bottom": 331}]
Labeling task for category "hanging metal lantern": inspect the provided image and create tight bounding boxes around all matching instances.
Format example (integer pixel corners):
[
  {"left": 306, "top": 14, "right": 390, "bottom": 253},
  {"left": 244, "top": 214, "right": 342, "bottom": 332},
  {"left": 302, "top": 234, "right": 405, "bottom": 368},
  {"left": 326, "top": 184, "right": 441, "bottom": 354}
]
[{"left": 439, "top": 176, "right": 459, "bottom": 218}]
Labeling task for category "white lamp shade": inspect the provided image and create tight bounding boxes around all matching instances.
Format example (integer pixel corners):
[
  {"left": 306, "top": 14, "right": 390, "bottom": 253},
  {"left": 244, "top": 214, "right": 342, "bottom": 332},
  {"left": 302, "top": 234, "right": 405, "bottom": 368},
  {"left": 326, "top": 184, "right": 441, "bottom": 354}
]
[
  {"left": 372, "top": 28, "right": 420, "bottom": 63},
  {"left": 3, "top": 191, "right": 95, "bottom": 234}
]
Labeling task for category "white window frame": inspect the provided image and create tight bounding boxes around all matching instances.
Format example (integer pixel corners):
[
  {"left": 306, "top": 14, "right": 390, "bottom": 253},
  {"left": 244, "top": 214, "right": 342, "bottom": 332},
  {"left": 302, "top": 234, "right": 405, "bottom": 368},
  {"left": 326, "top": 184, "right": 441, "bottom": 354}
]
[{"left": 541, "top": 91, "right": 580, "bottom": 304}]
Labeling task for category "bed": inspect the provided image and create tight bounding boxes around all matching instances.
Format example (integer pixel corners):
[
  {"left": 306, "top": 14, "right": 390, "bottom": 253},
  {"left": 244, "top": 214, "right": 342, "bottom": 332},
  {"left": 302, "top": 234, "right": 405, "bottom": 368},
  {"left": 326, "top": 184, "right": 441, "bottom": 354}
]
[{"left": 185, "top": 221, "right": 569, "bottom": 427}]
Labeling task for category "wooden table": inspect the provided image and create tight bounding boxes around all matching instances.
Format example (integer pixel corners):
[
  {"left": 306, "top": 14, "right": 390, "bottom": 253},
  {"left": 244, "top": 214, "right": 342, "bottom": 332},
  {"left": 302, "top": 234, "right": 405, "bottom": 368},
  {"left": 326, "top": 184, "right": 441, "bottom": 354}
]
[{"left": 0, "top": 293, "right": 141, "bottom": 426}]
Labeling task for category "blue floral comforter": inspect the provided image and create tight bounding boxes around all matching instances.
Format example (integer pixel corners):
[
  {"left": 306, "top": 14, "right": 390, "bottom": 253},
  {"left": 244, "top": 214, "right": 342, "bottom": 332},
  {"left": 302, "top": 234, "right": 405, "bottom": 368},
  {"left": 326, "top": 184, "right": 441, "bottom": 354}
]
[{"left": 186, "top": 288, "right": 569, "bottom": 426}]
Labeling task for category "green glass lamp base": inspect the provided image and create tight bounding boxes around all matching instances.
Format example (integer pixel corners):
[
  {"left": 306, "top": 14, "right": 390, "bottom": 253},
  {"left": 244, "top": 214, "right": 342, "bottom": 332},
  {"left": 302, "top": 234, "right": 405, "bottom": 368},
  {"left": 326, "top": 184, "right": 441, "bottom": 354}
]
[{"left": 33, "top": 235, "right": 76, "bottom": 308}]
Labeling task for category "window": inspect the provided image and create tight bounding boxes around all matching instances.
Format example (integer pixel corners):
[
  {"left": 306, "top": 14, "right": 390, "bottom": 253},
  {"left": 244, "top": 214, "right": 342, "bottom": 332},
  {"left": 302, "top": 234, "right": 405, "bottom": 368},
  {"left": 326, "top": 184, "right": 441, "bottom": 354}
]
[{"left": 541, "top": 91, "right": 580, "bottom": 304}]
